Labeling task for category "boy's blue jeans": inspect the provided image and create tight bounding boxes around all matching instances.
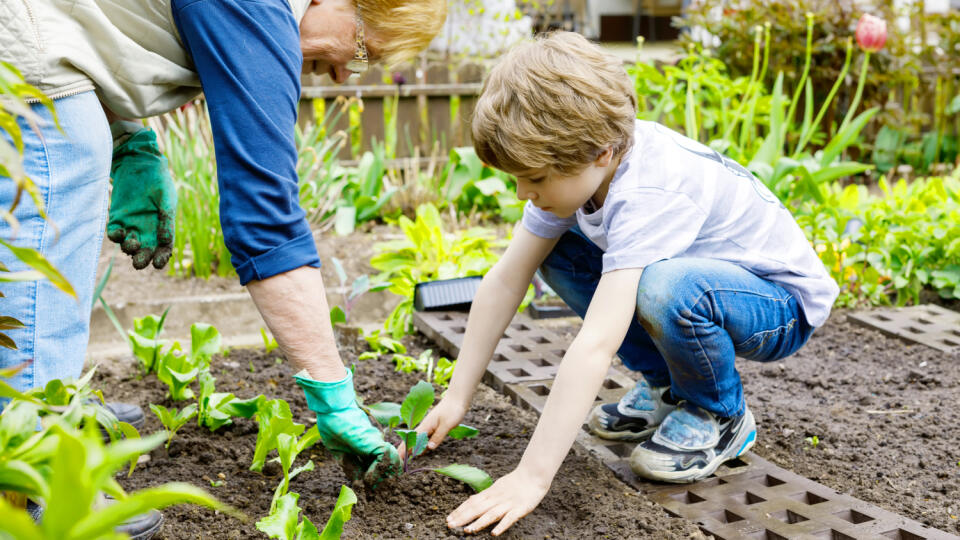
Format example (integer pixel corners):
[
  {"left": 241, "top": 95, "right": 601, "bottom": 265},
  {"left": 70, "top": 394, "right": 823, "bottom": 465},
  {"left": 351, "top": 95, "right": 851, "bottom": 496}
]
[
  {"left": 0, "top": 92, "right": 111, "bottom": 403},
  {"left": 538, "top": 227, "right": 814, "bottom": 418}
]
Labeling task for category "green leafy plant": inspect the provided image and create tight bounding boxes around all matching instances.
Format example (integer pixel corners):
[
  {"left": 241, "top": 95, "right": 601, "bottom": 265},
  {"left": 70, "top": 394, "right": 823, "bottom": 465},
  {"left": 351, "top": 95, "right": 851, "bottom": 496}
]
[
  {"left": 256, "top": 485, "right": 356, "bottom": 540},
  {"left": 0, "top": 423, "right": 239, "bottom": 540},
  {"left": 805, "top": 435, "right": 820, "bottom": 448},
  {"left": 250, "top": 398, "right": 307, "bottom": 473},
  {"left": 261, "top": 327, "right": 280, "bottom": 355},
  {"left": 127, "top": 309, "right": 171, "bottom": 374},
  {"left": 371, "top": 204, "right": 506, "bottom": 338},
  {"left": 440, "top": 147, "right": 524, "bottom": 222},
  {"left": 392, "top": 349, "right": 457, "bottom": 388},
  {"left": 0, "top": 364, "right": 240, "bottom": 538},
  {"left": 149, "top": 403, "right": 198, "bottom": 449},
  {"left": 153, "top": 322, "right": 223, "bottom": 401},
  {"left": 196, "top": 369, "right": 265, "bottom": 432},
  {"left": 268, "top": 426, "right": 322, "bottom": 510},
  {"left": 328, "top": 257, "right": 390, "bottom": 326},
  {"left": 358, "top": 329, "right": 406, "bottom": 361},
  {"left": 366, "top": 381, "right": 490, "bottom": 492},
  {"left": 0, "top": 62, "right": 77, "bottom": 351},
  {"left": 795, "top": 174, "right": 960, "bottom": 306}
]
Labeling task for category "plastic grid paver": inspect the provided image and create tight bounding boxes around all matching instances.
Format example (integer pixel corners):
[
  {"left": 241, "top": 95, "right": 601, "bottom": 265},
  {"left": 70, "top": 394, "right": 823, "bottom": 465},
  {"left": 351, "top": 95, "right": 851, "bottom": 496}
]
[
  {"left": 647, "top": 453, "right": 957, "bottom": 540},
  {"left": 848, "top": 305, "right": 960, "bottom": 353},
  {"left": 413, "top": 310, "right": 959, "bottom": 540}
]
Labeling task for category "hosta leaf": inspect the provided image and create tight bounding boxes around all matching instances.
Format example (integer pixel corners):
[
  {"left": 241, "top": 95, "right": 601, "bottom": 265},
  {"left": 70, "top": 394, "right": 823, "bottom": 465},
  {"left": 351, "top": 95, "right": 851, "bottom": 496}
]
[{"left": 432, "top": 464, "right": 493, "bottom": 492}]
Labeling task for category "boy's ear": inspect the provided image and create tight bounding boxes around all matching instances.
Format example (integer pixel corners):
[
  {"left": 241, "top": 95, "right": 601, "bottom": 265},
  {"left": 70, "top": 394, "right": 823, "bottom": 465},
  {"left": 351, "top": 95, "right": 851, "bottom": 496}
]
[{"left": 595, "top": 147, "right": 615, "bottom": 167}]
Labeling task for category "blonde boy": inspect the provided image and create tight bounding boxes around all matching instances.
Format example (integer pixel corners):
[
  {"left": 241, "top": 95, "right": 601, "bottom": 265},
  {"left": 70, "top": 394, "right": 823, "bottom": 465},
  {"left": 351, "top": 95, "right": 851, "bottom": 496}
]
[{"left": 414, "top": 32, "right": 839, "bottom": 535}]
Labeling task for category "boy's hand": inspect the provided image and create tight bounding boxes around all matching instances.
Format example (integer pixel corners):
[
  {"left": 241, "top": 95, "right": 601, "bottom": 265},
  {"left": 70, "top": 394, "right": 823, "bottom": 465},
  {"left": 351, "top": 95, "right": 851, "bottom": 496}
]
[
  {"left": 447, "top": 468, "right": 549, "bottom": 536},
  {"left": 399, "top": 397, "right": 467, "bottom": 460}
]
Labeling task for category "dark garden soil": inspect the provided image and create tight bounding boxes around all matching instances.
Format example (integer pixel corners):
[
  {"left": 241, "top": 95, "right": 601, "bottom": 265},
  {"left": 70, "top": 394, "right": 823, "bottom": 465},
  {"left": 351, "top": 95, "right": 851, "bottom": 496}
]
[
  {"left": 96, "top": 330, "right": 704, "bottom": 540},
  {"left": 549, "top": 308, "right": 960, "bottom": 537}
]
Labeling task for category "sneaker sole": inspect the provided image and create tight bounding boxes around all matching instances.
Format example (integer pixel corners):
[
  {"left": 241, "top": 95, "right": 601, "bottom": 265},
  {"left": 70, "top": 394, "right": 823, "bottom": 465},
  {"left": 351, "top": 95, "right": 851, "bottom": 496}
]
[
  {"left": 587, "top": 420, "right": 658, "bottom": 442},
  {"left": 630, "top": 408, "right": 757, "bottom": 484}
]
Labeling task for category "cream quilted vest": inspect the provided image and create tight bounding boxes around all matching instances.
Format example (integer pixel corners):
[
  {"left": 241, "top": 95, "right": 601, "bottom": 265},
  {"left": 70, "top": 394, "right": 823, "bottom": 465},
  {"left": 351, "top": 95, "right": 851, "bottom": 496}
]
[{"left": 1, "top": 0, "right": 310, "bottom": 118}]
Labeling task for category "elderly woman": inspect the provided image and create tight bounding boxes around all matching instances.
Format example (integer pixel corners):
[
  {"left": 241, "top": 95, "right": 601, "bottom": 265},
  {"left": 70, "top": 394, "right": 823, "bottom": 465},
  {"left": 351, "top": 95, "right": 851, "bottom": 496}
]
[{"left": 0, "top": 0, "right": 445, "bottom": 535}]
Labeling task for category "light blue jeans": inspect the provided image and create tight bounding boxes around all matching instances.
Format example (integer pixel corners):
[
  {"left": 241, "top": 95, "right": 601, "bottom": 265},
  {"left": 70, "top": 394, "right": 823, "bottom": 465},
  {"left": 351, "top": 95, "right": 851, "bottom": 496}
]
[
  {"left": 538, "top": 226, "right": 815, "bottom": 418},
  {"left": 0, "top": 91, "right": 111, "bottom": 401}
]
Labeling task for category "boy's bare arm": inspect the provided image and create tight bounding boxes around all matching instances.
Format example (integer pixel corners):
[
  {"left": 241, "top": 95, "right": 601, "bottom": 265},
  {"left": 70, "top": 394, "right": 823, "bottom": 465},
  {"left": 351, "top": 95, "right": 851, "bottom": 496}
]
[
  {"left": 415, "top": 224, "right": 559, "bottom": 450},
  {"left": 444, "top": 224, "right": 559, "bottom": 406},
  {"left": 447, "top": 266, "right": 643, "bottom": 535}
]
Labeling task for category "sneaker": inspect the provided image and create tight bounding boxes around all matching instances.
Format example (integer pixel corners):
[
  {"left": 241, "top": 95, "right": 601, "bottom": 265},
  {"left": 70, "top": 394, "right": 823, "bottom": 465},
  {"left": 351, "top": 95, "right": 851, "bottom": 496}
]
[
  {"left": 587, "top": 379, "right": 677, "bottom": 441},
  {"left": 630, "top": 402, "right": 756, "bottom": 483}
]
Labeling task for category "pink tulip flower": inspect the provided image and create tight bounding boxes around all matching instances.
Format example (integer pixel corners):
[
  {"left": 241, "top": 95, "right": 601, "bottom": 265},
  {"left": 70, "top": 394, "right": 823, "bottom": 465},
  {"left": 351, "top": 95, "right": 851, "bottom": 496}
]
[{"left": 855, "top": 13, "right": 887, "bottom": 53}]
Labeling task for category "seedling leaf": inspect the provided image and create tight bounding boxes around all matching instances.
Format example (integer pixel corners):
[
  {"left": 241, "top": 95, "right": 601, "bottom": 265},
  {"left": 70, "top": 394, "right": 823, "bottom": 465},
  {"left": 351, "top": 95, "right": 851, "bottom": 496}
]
[
  {"left": 319, "top": 485, "right": 357, "bottom": 540},
  {"left": 447, "top": 424, "right": 479, "bottom": 440},
  {"left": 366, "top": 401, "right": 401, "bottom": 426},
  {"left": 399, "top": 380, "right": 434, "bottom": 429},
  {"left": 432, "top": 464, "right": 493, "bottom": 492}
]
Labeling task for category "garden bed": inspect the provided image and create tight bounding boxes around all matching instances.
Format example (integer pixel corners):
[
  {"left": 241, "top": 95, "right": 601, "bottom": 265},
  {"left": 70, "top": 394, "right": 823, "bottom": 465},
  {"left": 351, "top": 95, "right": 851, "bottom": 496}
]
[{"left": 96, "top": 331, "right": 703, "bottom": 539}]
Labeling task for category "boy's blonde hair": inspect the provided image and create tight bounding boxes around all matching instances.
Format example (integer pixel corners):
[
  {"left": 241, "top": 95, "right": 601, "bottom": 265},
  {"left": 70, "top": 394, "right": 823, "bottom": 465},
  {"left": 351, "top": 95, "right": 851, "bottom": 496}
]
[
  {"left": 472, "top": 31, "right": 638, "bottom": 176},
  {"left": 359, "top": 0, "right": 447, "bottom": 67}
]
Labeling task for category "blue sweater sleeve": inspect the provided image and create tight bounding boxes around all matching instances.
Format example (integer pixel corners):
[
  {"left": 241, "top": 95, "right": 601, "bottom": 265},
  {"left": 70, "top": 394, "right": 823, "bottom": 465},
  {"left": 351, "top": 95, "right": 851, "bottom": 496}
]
[{"left": 171, "top": 0, "right": 320, "bottom": 285}]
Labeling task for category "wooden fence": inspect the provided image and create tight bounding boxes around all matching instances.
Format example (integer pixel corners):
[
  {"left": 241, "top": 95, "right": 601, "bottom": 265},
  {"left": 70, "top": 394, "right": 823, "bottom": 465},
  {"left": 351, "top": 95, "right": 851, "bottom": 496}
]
[{"left": 299, "top": 61, "right": 486, "bottom": 160}]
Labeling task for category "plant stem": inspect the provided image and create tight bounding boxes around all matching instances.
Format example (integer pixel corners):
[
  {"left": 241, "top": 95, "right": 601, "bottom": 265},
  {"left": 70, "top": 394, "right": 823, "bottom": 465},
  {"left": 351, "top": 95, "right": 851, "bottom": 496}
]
[
  {"left": 838, "top": 51, "right": 872, "bottom": 134},
  {"left": 783, "top": 13, "right": 815, "bottom": 144},
  {"left": 793, "top": 38, "right": 853, "bottom": 157}
]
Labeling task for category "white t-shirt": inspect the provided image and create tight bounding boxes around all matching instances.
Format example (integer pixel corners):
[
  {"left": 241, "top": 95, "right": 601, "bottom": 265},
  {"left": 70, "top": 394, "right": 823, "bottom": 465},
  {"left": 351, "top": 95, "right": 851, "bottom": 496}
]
[{"left": 522, "top": 120, "right": 839, "bottom": 327}]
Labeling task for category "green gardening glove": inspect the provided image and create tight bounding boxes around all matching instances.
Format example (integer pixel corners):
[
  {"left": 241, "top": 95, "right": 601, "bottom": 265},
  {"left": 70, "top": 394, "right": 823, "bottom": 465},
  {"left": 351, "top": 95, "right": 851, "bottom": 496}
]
[
  {"left": 107, "top": 126, "right": 177, "bottom": 270},
  {"left": 294, "top": 369, "right": 402, "bottom": 488}
]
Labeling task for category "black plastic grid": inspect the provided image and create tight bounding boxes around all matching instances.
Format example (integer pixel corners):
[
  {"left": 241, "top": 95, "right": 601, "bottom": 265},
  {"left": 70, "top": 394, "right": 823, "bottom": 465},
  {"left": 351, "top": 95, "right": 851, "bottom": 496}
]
[
  {"left": 848, "top": 305, "right": 960, "bottom": 353},
  {"left": 413, "top": 310, "right": 959, "bottom": 540}
]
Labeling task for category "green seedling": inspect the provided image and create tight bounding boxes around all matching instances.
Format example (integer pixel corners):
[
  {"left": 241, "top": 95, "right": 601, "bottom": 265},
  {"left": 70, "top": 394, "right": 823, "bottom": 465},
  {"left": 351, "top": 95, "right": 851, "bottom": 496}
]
[
  {"left": 150, "top": 403, "right": 198, "bottom": 449},
  {"left": 256, "top": 485, "right": 356, "bottom": 540},
  {"left": 196, "top": 369, "right": 265, "bottom": 432},
  {"left": 154, "top": 323, "right": 223, "bottom": 401},
  {"left": 128, "top": 308, "right": 171, "bottom": 374},
  {"left": 804, "top": 435, "right": 820, "bottom": 448},
  {"left": 364, "top": 329, "right": 406, "bottom": 354},
  {"left": 329, "top": 257, "right": 390, "bottom": 324},
  {"left": 155, "top": 343, "right": 199, "bottom": 401},
  {"left": 367, "top": 381, "right": 490, "bottom": 492},
  {"left": 261, "top": 327, "right": 280, "bottom": 355},
  {"left": 269, "top": 426, "right": 322, "bottom": 510},
  {"left": 0, "top": 401, "right": 241, "bottom": 539},
  {"left": 251, "top": 398, "right": 307, "bottom": 473},
  {"left": 391, "top": 349, "right": 456, "bottom": 388}
]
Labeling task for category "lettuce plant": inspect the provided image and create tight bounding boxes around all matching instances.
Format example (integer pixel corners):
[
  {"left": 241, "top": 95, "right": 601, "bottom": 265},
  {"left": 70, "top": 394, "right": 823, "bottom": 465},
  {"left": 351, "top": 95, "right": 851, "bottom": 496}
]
[
  {"left": 128, "top": 309, "right": 170, "bottom": 374},
  {"left": 154, "top": 322, "right": 223, "bottom": 401},
  {"left": 195, "top": 369, "right": 264, "bottom": 432},
  {"left": 149, "top": 403, "right": 197, "bottom": 449},
  {"left": 367, "top": 381, "right": 491, "bottom": 492},
  {"left": 269, "top": 426, "right": 321, "bottom": 510},
  {"left": 251, "top": 398, "right": 307, "bottom": 472},
  {"left": 256, "top": 485, "right": 356, "bottom": 540}
]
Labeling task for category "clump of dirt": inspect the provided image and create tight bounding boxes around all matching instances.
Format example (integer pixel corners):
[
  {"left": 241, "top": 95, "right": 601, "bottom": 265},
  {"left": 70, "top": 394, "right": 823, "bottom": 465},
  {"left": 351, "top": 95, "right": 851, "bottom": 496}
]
[{"left": 99, "top": 332, "right": 703, "bottom": 539}]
